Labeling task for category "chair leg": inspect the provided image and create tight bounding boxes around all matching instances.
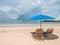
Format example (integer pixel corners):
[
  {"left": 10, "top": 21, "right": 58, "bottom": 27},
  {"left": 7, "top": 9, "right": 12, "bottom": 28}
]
[
  {"left": 33, "top": 34, "right": 38, "bottom": 39},
  {"left": 33, "top": 35, "right": 36, "bottom": 38},
  {"left": 41, "top": 36, "right": 44, "bottom": 39},
  {"left": 35, "top": 34, "right": 37, "bottom": 39},
  {"left": 33, "top": 34, "right": 44, "bottom": 40}
]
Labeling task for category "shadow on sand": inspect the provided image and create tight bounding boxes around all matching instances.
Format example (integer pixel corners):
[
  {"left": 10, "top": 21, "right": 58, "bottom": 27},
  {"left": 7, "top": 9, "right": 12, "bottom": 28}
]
[
  {"left": 44, "top": 34, "right": 59, "bottom": 40},
  {"left": 32, "top": 34, "right": 59, "bottom": 40}
]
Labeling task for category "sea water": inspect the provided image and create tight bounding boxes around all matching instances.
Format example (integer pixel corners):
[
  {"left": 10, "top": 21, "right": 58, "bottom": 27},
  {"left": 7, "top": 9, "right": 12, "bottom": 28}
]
[{"left": 0, "top": 22, "right": 60, "bottom": 27}]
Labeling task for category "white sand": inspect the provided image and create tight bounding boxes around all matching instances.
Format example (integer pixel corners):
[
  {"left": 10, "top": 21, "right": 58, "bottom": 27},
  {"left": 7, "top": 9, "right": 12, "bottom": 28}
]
[{"left": 0, "top": 25, "right": 60, "bottom": 45}]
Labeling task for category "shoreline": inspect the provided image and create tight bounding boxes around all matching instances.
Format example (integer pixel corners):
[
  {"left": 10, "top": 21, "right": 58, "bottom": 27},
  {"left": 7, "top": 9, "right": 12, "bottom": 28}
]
[{"left": 0, "top": 23, "right": 60, "bottom": 27}]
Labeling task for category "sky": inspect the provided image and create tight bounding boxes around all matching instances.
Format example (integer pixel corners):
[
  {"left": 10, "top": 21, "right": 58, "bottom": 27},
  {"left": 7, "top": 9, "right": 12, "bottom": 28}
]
[{"left": 0, "top": 0, "right": 60, "bottom": 21}]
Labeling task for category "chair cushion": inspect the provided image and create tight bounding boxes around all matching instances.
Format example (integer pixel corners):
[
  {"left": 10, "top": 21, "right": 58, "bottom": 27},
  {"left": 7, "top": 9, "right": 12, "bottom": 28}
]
[
  {"left": 31, "top": 32, "right": 35, "bottom": 35},
  {"left": 42, "top": 32, "right": 47, "bottom": 35}
]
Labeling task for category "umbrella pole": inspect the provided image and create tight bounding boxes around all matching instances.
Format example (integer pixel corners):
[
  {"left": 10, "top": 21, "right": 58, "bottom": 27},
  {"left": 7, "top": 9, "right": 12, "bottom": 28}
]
[{"left": 40, "top": 20, "right": 42, "bottom": 29}]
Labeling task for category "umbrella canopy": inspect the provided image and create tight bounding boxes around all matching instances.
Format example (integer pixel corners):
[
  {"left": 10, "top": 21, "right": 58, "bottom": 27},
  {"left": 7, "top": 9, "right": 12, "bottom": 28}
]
[
  {"left": 29, "top": 14, "right": 54, "bottom": 20},
  {"left": 29, "top": 14, "right": 54, "bottom": 28}
]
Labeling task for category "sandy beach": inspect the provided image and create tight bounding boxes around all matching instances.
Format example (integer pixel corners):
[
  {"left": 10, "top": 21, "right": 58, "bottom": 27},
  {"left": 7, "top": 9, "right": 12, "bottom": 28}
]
[{"left": 0, "top": 24, "right": 60, "bottom": 45}]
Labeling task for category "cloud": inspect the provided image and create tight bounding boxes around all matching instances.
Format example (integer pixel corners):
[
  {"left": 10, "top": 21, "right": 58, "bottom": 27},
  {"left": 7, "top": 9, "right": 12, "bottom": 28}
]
[
  {"left": 0, "top": 0, "right": 44, "bottom": 15},
  {"left": 0, "top": 6, "right": 21, "bottom": 19},
  {"left": 55, "top": 15, "right": 60, "bottom": 20},
  {"left": 41, "top": 0, "right": 60, "bottom": 17},
  {"left": 0, "top": 6, "right": 20, "bottom": 12},
  {"left": 31, "top": 0, "right": 44, "bottom": 6},
  {"left": 0, "top": 0, "right": 60, "bottom": 21},
  {"left": 6, "top": 14, "right": 18, "bottom": 19}
]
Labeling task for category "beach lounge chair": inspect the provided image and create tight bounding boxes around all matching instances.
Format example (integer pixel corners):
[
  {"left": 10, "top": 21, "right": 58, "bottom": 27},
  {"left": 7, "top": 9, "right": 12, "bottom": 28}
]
[
  {"left": 33, "top": 28, "right": 43, "bottom": 39},
  {"left": 43, "top": 28, "right": 54, "bottom": 37}
]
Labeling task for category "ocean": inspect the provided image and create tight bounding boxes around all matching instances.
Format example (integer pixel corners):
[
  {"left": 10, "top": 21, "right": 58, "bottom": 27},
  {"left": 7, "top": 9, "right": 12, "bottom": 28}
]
[{"left": 0, "top": 22, "right": 60, "bottom": 27}]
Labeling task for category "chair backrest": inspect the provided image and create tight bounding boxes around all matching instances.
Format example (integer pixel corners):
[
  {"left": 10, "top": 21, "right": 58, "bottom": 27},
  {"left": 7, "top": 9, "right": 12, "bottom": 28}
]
[
  {"left": 36, "top": 28, "right": 43, "bottom": 34},
  {"left": 47, "top": 28, "right": 54, "bottom": 34}
]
